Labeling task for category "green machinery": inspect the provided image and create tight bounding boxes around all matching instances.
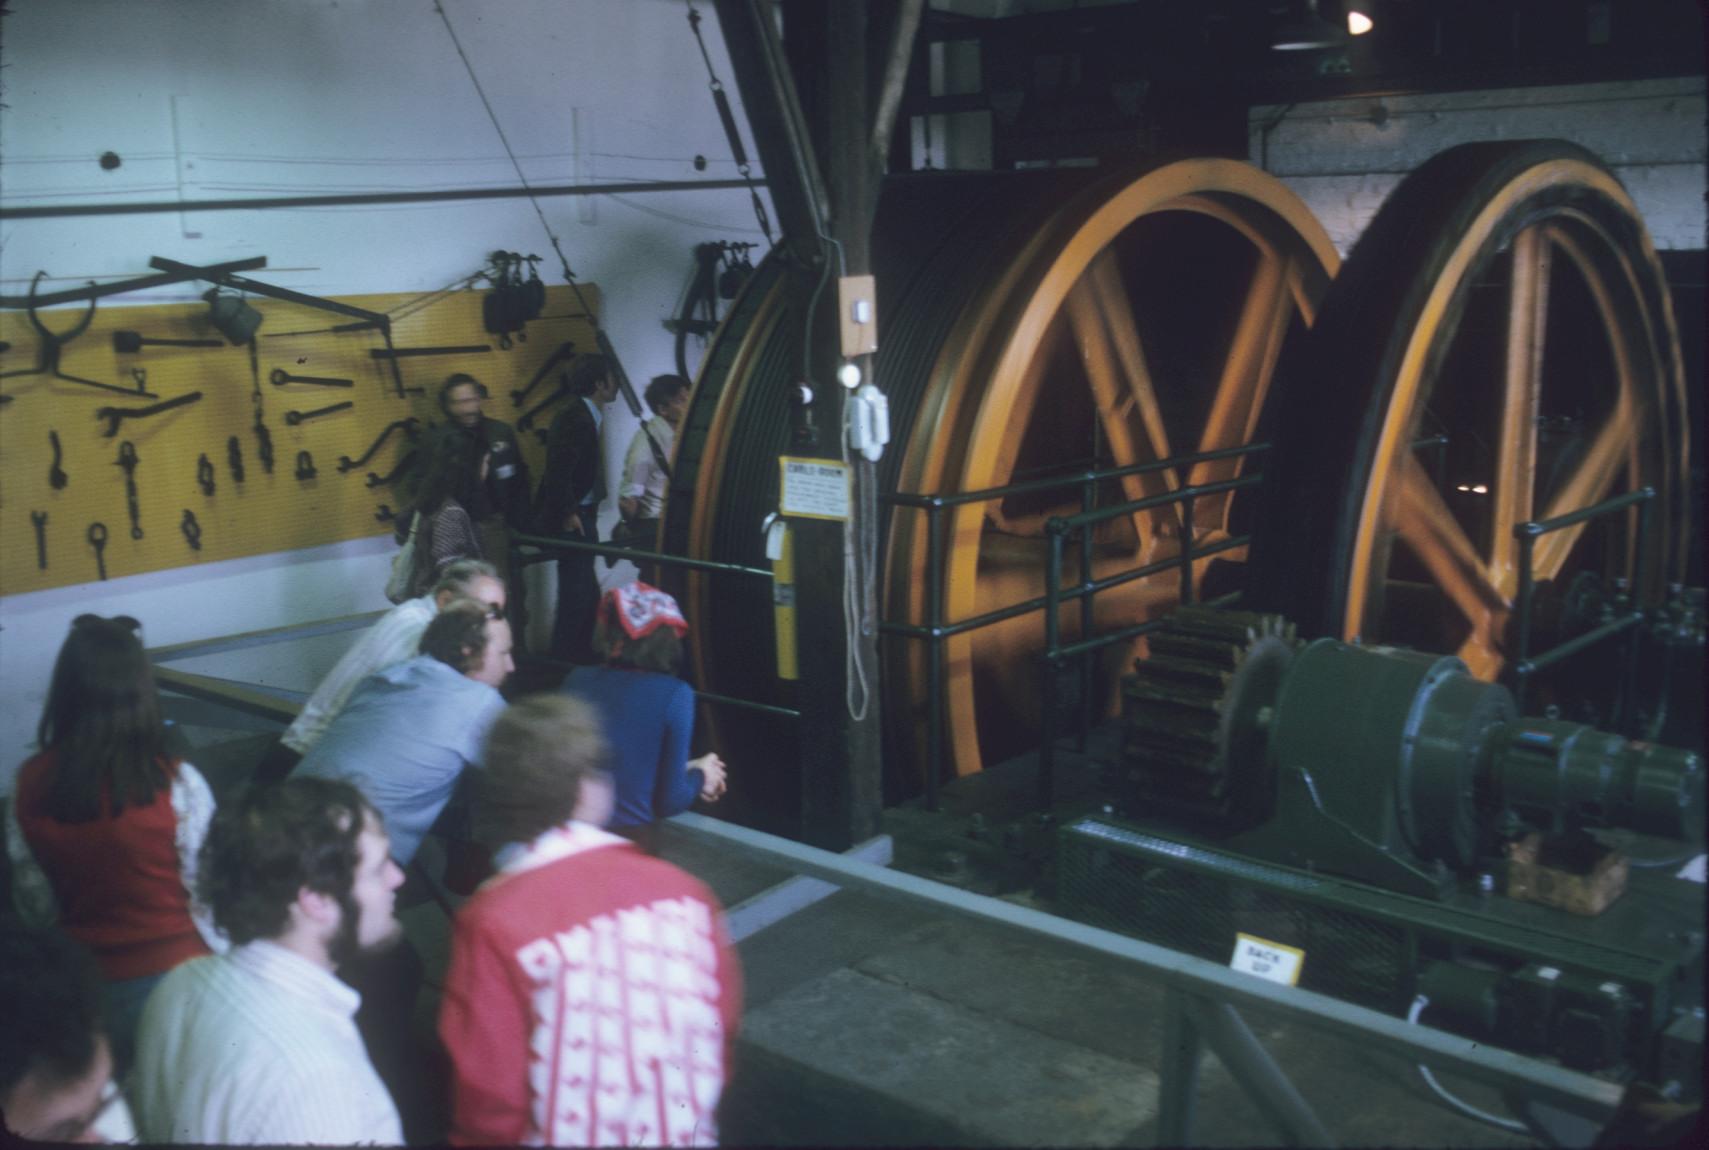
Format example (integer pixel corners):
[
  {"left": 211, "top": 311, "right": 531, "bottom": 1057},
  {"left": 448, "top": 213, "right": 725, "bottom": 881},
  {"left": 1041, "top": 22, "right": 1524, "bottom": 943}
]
[{"left": 1058, "top": 608, "right": 1705, "bottom": 1096}]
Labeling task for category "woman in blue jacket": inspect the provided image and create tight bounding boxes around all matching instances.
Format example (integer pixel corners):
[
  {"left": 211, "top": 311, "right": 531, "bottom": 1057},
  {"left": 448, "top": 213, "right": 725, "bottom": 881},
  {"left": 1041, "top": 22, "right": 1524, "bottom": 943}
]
[{"left": 560, "top": 584, "right": 726, "bottom": 846}]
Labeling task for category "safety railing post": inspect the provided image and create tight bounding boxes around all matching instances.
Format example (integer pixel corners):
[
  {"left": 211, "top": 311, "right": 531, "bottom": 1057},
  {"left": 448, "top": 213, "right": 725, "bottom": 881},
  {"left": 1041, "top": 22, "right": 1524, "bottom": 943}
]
[
  {"left": 1179, "top": 491, "right": 1197, "bottom": 606},
  {"left": 926, "top": 503, "right": 945, "bottom": 813},
  {"left": 1039, "top": 522, "right": 1065, "bottom": 812},
  {"left": 1619, "top": 488, "right": 1655, "bottom": 734},
  {"left": 1514, "top": 526, "right": 1537, "bottom": 715},
  {"left": 1157, "top": 988, "right": 1203, "bottom": 1145},
  {"left": 1078, "top": 475, "right": 1096, "bottom": 753}
]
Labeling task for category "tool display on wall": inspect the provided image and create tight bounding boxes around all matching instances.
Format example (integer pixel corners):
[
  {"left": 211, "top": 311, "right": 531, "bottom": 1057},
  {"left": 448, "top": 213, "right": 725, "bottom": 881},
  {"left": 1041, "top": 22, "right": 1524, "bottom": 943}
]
[
  {"left": 338, "top": 418, "right": 419, "bottom": 472},
  {"left": 112, "top": 330, "right": 224, "bottom": 352},
  {"left": 1, "top": 272, "right": 158, "bottom": 398},
  {"left": 95, "top": 390, "right": 204, "bottom": 437},
  {"left": 4, "top": 272, "right": 598, "bottom": 594},
  {"left": 31, "top": 511, "right": 48, "bottom": 570},
  {"left": 48, "top": 430, "right": 68, "bottom": 488},
  {"left": 116, "top": 441, "right": 143, "bottom": 539},
  {"left": 365, "top": 449, "right": 417, "bottom": 489},
  {"left": 270, "top": 368, "right": 353, "bottom": 389},
  {"left": 286, "top": 400, "right": 355, "bottom": 426},
  {"left": 87, "top": 522, "right": 108, "bottom": 581},
  {"left": 180, "top": 509, "right": 202, "bottom": 551}
]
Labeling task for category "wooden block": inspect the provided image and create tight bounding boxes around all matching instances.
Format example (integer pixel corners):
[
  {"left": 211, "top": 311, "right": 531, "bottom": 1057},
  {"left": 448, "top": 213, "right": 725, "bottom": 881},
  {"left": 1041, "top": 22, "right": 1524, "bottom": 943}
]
[{"left": 1504, "top": 831, "right": 1630, "bottom": 916}]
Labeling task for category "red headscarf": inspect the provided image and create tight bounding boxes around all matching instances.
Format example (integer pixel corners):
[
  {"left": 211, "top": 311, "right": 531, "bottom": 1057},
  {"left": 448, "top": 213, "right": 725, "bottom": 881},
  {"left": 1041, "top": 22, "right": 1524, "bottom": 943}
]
[{"left": 597, "top": 582, "right": 689, "bottom": 660}]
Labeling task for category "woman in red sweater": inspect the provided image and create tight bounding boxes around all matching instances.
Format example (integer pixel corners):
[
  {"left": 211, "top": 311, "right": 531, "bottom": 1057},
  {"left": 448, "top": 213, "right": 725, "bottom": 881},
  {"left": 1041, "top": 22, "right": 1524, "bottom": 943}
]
[{"left": 5, "top": 615, "right": 225, "bottom": 1072}]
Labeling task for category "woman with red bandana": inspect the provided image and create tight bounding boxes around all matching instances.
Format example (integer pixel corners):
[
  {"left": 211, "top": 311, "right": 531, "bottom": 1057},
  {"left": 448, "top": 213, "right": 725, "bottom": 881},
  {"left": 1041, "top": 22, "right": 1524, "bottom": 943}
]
[{"left": 559, "top": 584, "right": 726, "bottom": 850}]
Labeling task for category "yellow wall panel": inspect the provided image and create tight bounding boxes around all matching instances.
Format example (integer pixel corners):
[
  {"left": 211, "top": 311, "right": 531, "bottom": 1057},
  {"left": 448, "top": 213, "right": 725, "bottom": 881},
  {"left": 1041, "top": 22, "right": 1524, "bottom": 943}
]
[{"left": 1, "top": 285, "right": 599, "bottom": 594}]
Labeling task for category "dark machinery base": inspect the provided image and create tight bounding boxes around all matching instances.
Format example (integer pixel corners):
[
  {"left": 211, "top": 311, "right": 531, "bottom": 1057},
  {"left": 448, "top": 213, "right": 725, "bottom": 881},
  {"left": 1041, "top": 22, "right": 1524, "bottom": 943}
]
[{"left": 1058, "top": 813, "right": 1705, "bottom": 1097}]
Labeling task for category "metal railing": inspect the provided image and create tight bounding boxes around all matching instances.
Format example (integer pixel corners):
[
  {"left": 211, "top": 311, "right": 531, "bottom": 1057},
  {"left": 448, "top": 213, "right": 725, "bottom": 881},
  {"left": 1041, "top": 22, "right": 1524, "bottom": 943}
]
[
  {"left": 506, "top": 528, "right": 799, "bottom": 721},
  {"left": 882, "top": 442, "right": 1271, "bottom": 811},
  {"left": 1510, "top": 485, "right": 1655, "bottom": 725},
  {"left": 671, "top": 811, "right": 1623, "bottom": 1146}
]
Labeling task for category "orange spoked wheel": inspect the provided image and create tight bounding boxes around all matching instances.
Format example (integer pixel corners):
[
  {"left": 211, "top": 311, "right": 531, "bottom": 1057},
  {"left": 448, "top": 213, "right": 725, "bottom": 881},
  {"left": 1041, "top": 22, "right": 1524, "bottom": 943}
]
[
  {"left": 1248, "top": 141, "right": 1688, "bottom": 700},
  {"left": 662, "top": 158, "right": 1338, "bottom": 811}
]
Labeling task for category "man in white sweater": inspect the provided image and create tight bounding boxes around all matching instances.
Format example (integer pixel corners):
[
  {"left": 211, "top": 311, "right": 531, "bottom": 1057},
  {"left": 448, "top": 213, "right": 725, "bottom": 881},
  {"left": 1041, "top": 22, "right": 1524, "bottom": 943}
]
[
  {"left": 254, "top": 559, "right": 505, "bottom": 783},
  {"left": 130, "top": 777, "right": 406, "bottom": 1145}
]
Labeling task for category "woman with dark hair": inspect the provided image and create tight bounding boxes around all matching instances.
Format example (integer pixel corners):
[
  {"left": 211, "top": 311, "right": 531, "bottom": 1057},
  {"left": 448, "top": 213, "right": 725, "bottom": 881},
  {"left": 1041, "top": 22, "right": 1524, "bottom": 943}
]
[
  {"left": 5, "top": 615, "right": 224, "bottom": 1073},
  {"left": 400, "top": 427, "right": 488, "bottom": 597},
  {"left": 560, "top": 583, "right": 727, "bottom": 847}
]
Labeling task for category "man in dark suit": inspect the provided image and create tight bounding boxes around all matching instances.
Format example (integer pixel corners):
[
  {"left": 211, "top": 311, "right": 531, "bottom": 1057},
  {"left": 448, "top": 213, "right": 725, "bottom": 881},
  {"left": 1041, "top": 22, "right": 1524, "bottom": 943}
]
[{"left": 537, "top": 355, "right": 618, "bottom": 662}]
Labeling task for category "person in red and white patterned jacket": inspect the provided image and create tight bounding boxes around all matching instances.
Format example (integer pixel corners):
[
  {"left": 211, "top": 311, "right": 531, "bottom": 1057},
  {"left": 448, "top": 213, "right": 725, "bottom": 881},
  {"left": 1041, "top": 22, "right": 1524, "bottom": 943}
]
[{"left": 439, "top": 694, "right": 742, "bottom": 1147}]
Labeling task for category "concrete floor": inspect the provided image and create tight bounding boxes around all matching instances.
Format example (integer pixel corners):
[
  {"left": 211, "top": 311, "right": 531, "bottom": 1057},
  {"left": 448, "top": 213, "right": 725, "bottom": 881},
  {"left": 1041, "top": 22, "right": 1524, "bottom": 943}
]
[{"left": 178, "top": 720, "right": 1549, "bottom": 1148}]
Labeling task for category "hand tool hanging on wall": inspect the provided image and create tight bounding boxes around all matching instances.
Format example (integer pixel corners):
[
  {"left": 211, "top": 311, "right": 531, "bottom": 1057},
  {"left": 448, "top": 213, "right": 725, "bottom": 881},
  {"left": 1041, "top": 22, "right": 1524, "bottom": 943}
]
[
  {"left": 0, "top": 272, "right": 160, "bottom": 398},
  {"left": 94, "top": 390, "right": 203, "bottom": 437},
  {"left": 338, "top": 418, "right": 419, "bottom": 472},
  {"left": 197, "top": 453, "right": 216, "bottom": 496},
  {"left": 369, "top": 345, "right": 492, "bottom": 359},
  {"left": 48, "top": 430, "right": 68, "bottom": 489},
  {"left": 366, "top": 449, "right": 418, "bottom": 489},
  {"left": 116, "top": 441, "right": 144, "bottom": 540},
  {"left": 181, "top": 509, "right": 202, "bottom": 551},
  {"left": 31, "top": 511, "right": 48, "bottom": 570},
  {"left": 249, "top": 340, "right": 275, "bottom": 474},
  {"left": 482, "top": 251, "right": 546, "bottom": 348},
  {"left": 517, "top": 383, "right": 569, "bottom": 431},
  {"left": 227, "top": 436, "right": 245, "bottom": 483},
  {"left": 87, "top": 522, "right": 109, "bottom": 581},
  {"left": 295, "top": 450, "right": 317, "bottom": 480},
  {"left": 270, "top": 368, "right": 354, "bottom": 389},
  {"left": 510, "top": 341, "right": 576, "bottom": 406},
  {"left": 375, "top": 504, "right": 396, "bottom": 523},
  {"left": 286, "top": 401, "right": 355, "bottom": 426},
  {"left": 112, "top": 330, "right": 224, "bottom": 352}
]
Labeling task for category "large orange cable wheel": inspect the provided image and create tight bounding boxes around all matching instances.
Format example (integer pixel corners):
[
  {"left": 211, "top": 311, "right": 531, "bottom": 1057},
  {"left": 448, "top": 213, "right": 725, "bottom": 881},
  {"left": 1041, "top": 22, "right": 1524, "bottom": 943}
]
[
  {"left": 661, "top": 159, "right": 1338, "bottom": 818},
  {"left": 1247, "top": 141, "right": 1688, "bottom": 702}
]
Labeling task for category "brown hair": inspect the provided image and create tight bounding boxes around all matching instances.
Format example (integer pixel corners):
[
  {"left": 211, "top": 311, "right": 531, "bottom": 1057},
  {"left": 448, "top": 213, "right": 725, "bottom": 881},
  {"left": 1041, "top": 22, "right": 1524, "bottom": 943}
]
[
  {"left": 36, "top": 614, "right": 170, "bottom": 822},
  {"left": 593, "top": 613, "right": 683, "bottom": 675},
  {"left": 420, "top": 599, "right": 493, "bottom": 673},
  {"left": 197, "top": 777, "right": 374, "bottom": 946},
  {"left": 475, "top": 694, "right": 609, "bottom": 845}
]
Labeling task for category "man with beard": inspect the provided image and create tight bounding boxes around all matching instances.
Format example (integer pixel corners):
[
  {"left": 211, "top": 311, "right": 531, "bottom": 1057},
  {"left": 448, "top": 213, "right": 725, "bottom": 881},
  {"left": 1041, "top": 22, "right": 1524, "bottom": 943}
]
[
  {"left": 129, "top": 778, "right": 406, "bottom": 1144},
  {"left": 434, "top": 373, "right": 531, "bottom": 580}
]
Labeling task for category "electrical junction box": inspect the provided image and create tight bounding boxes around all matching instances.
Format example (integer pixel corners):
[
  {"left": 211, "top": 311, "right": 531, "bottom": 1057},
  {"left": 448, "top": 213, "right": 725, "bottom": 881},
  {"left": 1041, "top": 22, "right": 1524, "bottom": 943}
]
[{"left": 838, "top": 275, "right": 878, "bottom": 357}]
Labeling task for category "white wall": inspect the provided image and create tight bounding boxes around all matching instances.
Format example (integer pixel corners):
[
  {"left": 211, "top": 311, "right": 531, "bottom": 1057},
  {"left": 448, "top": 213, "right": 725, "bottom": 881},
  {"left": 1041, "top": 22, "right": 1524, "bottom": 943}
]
[
  {"left": 1249, "top": 77, "right": 1707, "bottom": 254},
  {"left": 0, "top": 0, "right": 771, "bottom": 786}
]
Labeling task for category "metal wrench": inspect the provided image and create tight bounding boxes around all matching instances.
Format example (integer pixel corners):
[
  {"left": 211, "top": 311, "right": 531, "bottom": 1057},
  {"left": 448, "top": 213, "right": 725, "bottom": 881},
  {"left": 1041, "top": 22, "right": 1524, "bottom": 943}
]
[
  {"left": 270, "top": 368, "right": 354, "bottom": 389},
  {"left": 197, "top": 453, "right": 216, "bottom": 496},
  {"left": 181, "top": 509, "right": 202, "bottom": 551},
  {"left": 116, "top": 441, "right": 143, "bottom": 539},
  {"left": 48, "top": 430, "right": 68, "bottom": 489},
  {"left": 87, "top": 522, "right": 109, "bottom": 581},
  {"left": 285, "top": 401, "right": 354, "bottom": 426},
  {"left": 31, "top": 510, "right": 48, "bottom": 570},
  {"left": 94, "top": 390, "right": 204, "bottom": 437},
  {"left": 338, "top": 418, "right": 420, "bottom": 472}
]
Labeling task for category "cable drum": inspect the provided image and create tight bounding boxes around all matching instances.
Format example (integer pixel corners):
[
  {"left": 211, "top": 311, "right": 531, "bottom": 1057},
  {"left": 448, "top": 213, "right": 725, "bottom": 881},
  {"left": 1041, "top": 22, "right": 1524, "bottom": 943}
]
[{"left": 662, "top": 158, "right": 1339, "bottom": 815}]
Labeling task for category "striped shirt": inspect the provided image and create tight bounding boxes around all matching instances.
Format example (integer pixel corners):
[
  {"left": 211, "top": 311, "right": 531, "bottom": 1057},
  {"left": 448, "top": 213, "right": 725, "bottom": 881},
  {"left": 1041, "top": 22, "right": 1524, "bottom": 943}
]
[{"left": 131, "top": 941, "right": 402, "bottom": 1145}]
